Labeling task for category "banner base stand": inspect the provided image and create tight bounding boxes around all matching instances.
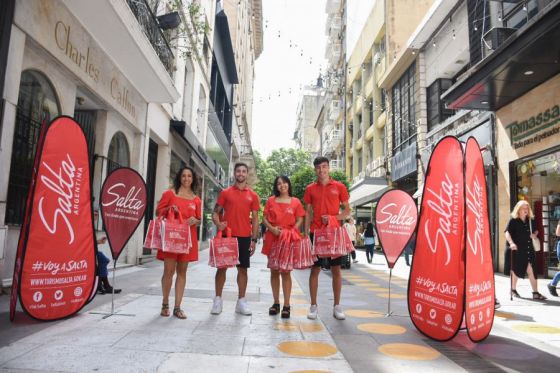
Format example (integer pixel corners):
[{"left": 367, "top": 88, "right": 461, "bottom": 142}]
[{"left": 90, "top": 310, "right": 135, "bottom": 319}]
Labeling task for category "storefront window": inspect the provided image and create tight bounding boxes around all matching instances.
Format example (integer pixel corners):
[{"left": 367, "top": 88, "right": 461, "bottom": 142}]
[
  {"left": 170, "top": 151, "right": 186, "bottom": 185},
  {"left": 6, "top": 70, "right": 60, "bottom": 224},
  {"left": 107, "top": 131, "right": 130, "bottom": 173},
  {"left": 515, "top": 148, "right": 560, "bottom": 272}
]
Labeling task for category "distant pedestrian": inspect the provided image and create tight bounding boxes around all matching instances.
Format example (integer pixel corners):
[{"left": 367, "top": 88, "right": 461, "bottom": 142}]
[
  {"left": 93, "top": 209, "right": 121, "bottom": 295},
  {"left": 403, "top": 233, "right": 416, "bottom": 266},
  {"left": 504, "top": 200, "right": 546, "bottom": 300},
  {"left": 304, "top": 157, "right": 351, "bottom": 320},
  {"left": 362, "top": 222, "right": 375, "bottom": 264},
  {"left": 262, "top": 176, "right": 305, "bottom": 319},
  {"left": 343, "top": 217, "right": 358, "bottom": 263},
  {"left": 211, "top": 162, "right": 260, "bottom": 316},
  {"left": 156, "top": 166, "right": 201, "bottom": 319},
  {"left": 547, "top": 221, "right": 560, "bottom": 297}
]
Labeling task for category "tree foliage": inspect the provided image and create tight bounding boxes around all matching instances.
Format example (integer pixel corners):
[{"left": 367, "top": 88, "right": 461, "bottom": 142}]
[{"left": 290, "top": 167, "right": 350, "bottom": 201}]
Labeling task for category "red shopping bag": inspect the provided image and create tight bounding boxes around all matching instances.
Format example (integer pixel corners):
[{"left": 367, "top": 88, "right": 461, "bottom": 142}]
[
  {"left": 161, "top": 211, "right": 192, "bottom": 254},
  {"left": 293, "top": 237, "right": 314, "bottom": 269},
  {"left": 333, "top": 227, "right": 355, "bottom": 256},
  {"left": 312, "top": 226, "right": 338, "bottom": 257},
  {"left": 143, "top": 217, "right": 163, "bottom": 249},
  {"left": 277, "top": 230, "right": 295, "bottom": 272},
  {"left": 209, "top": 228, "right": 239, "bottom": 268}
]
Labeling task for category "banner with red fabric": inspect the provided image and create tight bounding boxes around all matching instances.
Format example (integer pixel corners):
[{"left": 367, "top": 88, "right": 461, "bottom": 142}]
[
  {"left": 375, "top": 189, "right": 418, "bottom": 268},
  {"left": 15, "top": 116, "right": 96, "bottom": 321},
  {"left": 408, "top": 136, "right": 465, "bottom": 341},
  {"left": 100, "top": 167, "right": 147, "bottom": 260},
  {"left": 464, "top": 137, "right": 495, "bottom": 342}
]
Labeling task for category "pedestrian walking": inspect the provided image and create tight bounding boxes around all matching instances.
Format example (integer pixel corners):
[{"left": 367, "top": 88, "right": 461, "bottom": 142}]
[
  {"left": 343, "top": 217, "right": 358, "bottom": 263},
  {"left": 547, "top": 221, "right": 560, "bottom": 297},
  {"left": 211, "top": 162, "right": 260, "bottom": 315},
  {"left": 262, "top": 176, "right": 305, "bottom": 318},
  {"left": 304, "top": 156, "right": 351, "bottom": 320},
  {"left": 403, "top": 232, "right": 416, "bottom": 266},
  {"left": 156, "top": 166, "right": 201, "bottom": 319},
  {"left": 362, "top": 222, "right": 375, "bottom": 264},
  {"left": 504, "top": 200, "right": 547, "bottom": 300}
]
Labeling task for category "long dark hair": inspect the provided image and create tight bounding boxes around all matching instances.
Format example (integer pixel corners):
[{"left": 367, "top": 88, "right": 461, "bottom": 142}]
[
  {"left": 364, "top": 222, "right": 375, "bottom": 237},
  {"left": 272, "top": 175, "right": 293, "bottom": 197},
  {"left": 173, "top": 166, "right": 198, "bottom": 194}
]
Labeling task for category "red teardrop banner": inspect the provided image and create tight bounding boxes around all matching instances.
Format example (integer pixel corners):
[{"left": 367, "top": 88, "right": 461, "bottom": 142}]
[
  {"left": 408, "top": 136, "right": 465, "bottom": 341},
  {"left": 16, "top": 116, "right": 96, "bottom": 321},
  {"left": 375, "top": 189, "right": 417, "bottom": 269},
  {"left": 100, "top": 167, "right": 147, "bottom": 261},
  {"left": 464, "top": 137, "right": 495, "bottom": 342}
]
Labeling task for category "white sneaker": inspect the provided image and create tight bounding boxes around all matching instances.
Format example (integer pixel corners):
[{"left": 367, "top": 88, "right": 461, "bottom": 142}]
[
  {"left": 235, "top": 297, "right": 252, "bottom": 316},
  {"left": 211, "top": 296, "right": 222, "bottom": 315},
  {"left": 333, "top": 305, "right": 346, "bottom": 320},
  {"left": 307, "top": 304, "right": 318, "bottom": 320}
]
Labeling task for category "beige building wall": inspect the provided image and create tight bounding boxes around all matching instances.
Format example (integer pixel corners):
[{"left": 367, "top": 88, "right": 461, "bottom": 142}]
[{"left": 495, "top": 73, "right": 560, "bottom": 272}]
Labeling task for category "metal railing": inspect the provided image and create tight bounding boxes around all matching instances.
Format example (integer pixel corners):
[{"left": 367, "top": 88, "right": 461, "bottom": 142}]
[{"left": 126, "top": 0, "right": 175, "bottom": 76}]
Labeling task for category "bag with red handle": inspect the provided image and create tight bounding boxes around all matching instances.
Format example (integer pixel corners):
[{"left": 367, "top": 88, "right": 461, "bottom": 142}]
[
  {"left": 143, "top": 217, "right": 163, "bottom": 249},
  {"left": 161, "top": 209, "right": 192, "bottom": 254},
  {"left": 277, "top": 229, "right": 301, "bottom": 272},
  {"left": 332, "top": 226, "right": 355, "bottom": 257},
  {"left": 312, "top": 216, "right": 341, "bottom": 258},
  {"left": 292, "top": 235, "right": 315, "bottom": 269},
  {"left": 209, "top": 227, "right": 239, "bottom": 268}
]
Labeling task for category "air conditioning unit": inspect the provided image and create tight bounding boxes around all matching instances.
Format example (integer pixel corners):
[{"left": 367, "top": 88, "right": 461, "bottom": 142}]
[{"left": 482, "top": 27, "right": 517, "bottom": 51}]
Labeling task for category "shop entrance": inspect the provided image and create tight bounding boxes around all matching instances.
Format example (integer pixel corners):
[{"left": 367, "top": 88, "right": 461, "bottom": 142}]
[{"left": 513, "top": 147, "right": 560, "bottom": 278}]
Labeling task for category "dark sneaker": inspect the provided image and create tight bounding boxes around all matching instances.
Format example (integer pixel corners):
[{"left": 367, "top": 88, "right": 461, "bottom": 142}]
[{"left": 547, "top": 283, "right": 558, "bottom": 297}]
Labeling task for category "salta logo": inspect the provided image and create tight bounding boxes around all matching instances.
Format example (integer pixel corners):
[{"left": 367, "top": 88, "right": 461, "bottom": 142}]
[
  {"left": 37, "top": 154, "right": 83, "bottom": 244},
  {"left": 102, "top": 183, "right": 145, "bottom": 212},
  {"left": 424, "top": 173, "right": 460, "bottom": 266},
  {"left": 377, "top": 203, "right": 415, "bottom": 226},
  {"left": 466, "top": 175, "right": 485, "bottom": 264}
]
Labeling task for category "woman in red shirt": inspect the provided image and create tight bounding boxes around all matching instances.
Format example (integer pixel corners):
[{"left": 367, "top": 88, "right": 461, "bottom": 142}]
[
  {"left": 262, "top": 176, "right": 305, "bottom": 318},
  {"left": 156, "top": 166, "right": 201, "bottom": 319}
]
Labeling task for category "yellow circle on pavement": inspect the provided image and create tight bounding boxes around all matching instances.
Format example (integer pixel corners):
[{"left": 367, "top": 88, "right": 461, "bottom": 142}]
[
  {"left": 290, "top": 298, "right": 308, "bottom": 305},
  {"left": 494, "top": 311, "right": 516, "bottom": 320},
  {"left": 357, "top": 323, "right": 406, "bottom": 334},
  {"left": 513, "top": 324, "right": 560, "bottom": 334},
  {"left": 275, "top": 322, "right": 324, "bottom": 332},
  {"left": 379, "top": 343, "right": 440, "bottom": 360},
  {"left": 345, "top": 309, "right": 385, "bottom": 318},
  {"left": 278, "top": 341, "right": 338, "bottom": 357},
  {"left": 376, "top": 293, "right": 407, "bottom": 299},
  {"left": 292, "top": 307, "right": 309, "bottom": 317},
  {"left": 372, "top": 288, "right": 390, "bottom": 293},
  {"left": 351, "top": 279, "right": 371, "bottom": 283}
]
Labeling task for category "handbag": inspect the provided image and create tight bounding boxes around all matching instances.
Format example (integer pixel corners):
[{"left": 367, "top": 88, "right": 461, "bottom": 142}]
[
  {"left": 161, "top": 210, "right": 192, "bottom": 254},
  {"left": 144, "top": 217, "right": 163, "bottom": 249},
  {"left": 209, "top": 227, "right": 239, "bottom": 268},
  {"left": 529, "top": 220, "right": 541, "bottom": 252}
]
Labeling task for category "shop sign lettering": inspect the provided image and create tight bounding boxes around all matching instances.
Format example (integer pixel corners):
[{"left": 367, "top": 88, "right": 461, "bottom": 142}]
[{"left": 506, "top": 105, "right": 560, "bottom": 147}]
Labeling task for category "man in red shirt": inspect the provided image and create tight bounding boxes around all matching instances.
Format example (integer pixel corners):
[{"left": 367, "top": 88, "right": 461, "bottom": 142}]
[
  {"left": 211, "top": 162, "right": 260, "bottom": 315},
  {"left": 304, "top": 157, "right": 351, "bottom": 320}
]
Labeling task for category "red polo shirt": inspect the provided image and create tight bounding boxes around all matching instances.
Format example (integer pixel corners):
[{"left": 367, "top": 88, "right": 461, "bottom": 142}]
[
  {"left": 216, "top": 185, "right": 260, "bottom": 237},
  {"left": 303, "top": 178, "right": 349, "bottom": 232}
]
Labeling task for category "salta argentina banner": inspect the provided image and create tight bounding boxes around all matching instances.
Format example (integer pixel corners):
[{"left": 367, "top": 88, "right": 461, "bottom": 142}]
[
  {"left": 14, "top": 116, "right": 96, "bottom": 321},
  {"left": 100, "top": 167, "right": 147, "bottom": 261},
  {"left": 464, "top": 137, "right": 495, "bottom": 342},
  {"left": 408, "top": 136, "right": 465, "bottom": 341},
  {"left": 375, "top": 189, "right": 417, "bottom": 268}
]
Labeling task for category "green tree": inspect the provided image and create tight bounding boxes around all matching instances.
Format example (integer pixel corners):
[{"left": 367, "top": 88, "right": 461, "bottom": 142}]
[{"left": 266, "top": 148, "right": 312, "bottom": 178}]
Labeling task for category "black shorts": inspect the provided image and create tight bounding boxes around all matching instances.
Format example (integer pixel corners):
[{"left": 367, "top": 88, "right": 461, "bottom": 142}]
[
  {"left": 235, "top": 236, "right": 251, "bottom": 268},
  {"left": 310, "top": 233, "right": 343, "bottom": 267}
]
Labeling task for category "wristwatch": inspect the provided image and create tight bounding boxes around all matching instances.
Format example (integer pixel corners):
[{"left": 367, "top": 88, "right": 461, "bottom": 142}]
[{"left": 251, "top": 238, "right": 258, "bottom": 243}]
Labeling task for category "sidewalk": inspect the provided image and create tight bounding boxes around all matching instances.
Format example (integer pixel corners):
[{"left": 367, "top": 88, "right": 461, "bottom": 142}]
[{"left": 1, "top": 246, "right": 559, "bottom": 372}]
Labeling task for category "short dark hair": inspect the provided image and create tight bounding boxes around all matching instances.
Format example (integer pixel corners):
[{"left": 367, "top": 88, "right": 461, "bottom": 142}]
[
  {"left": 173, "top": 166, "right": 198, "bottom": 193},
  {"left": 313, "top": 156, "right": 329, "bottom": 167},
  {"left": 234, "top": 162, "right": 249, "bottom": 172},
  {"left": 272, "top": 175, "right": 293, "bottom": 197}
]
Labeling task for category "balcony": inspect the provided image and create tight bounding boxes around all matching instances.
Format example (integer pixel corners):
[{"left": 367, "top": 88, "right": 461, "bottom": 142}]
[
  {"left": 375, "top": 110, "right": 387, "bottom": 129},
  {"left": 330, "top": 159, "right": 343, "bottom": 170},
  {"left": 326, "top": 0, "right": 341, "bottom": 14},
  {"left": 374, "top": 55, "right": 386, "bottom": 85},
  {"left": 328, "top": 43, "right": 342, "bottom": 64},
  {"left": 329, "top": 100, "right": 342, "bottom": 120},
  {"left": 64, "top": 0, "right": 179, "bottom": 103},
  {"left": 355, "top": 136, "right": 363, "bottom": 151},
  {"left": 364, "top": 74, "right": 374, "bottom": 98},
  {"left": 325, "top": 14, "right": 342, "bottom": 34},
  {"left": 365, "top": 156, "right": 386, "bottom": 178}
]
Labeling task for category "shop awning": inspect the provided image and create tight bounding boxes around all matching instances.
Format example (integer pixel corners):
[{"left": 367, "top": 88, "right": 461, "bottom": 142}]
[
  {"left": 442, "top": 3, "right": 560, "bottom": 111},
  {"left": 349, "top": 177, "right": 389, "bottom": 208}
]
